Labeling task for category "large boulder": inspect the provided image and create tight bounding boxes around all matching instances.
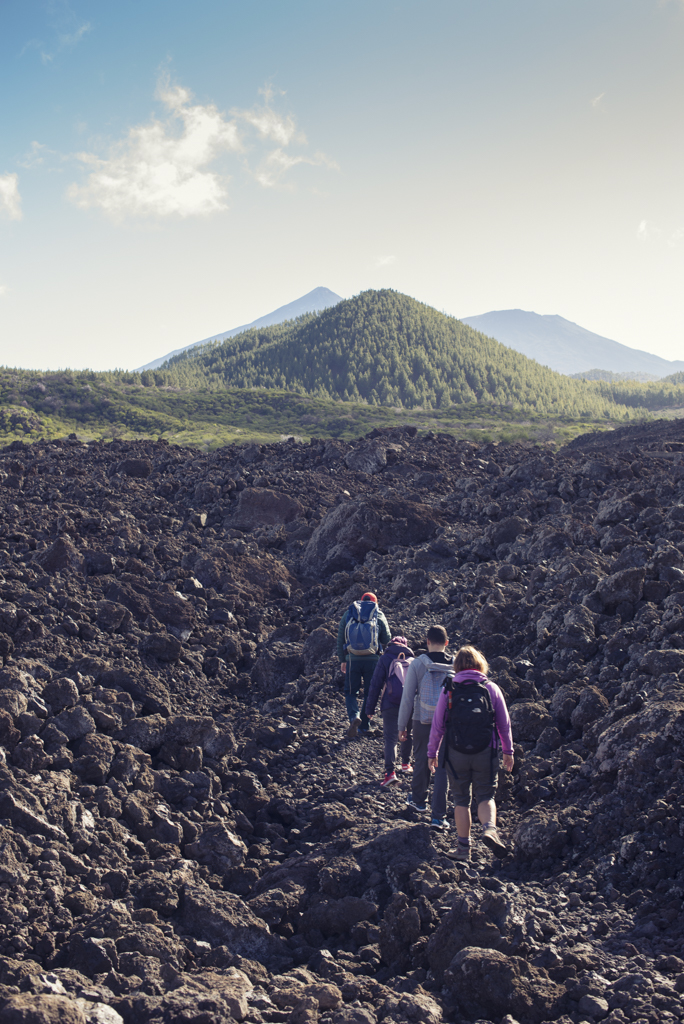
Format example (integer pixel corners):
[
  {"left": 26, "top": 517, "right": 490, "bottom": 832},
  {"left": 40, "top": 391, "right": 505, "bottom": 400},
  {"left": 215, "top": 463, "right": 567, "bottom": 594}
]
[
  {"left": 234, "top": 488, "right": 305, "bottom": 528},
  {"left": 596, "top": 567, "right": 645, "bottom": 610},
  {"left": 344, "top": 441, "right": 387, "bottom": 475},
  {"left": 251, "top": 642, "right": 305, "bottom": 697},
  {"left": 301, "top": 896, "right": 377, "bottom": 937},
  {"left": 185, "top": 822, "right": 247, "bottom": 873},
  {"left": 640, "top": 649, "right": 684, "bottom": 676},
  {"left": 444, "top": 947, "right": 565, "bottom": 1024},
  {"left": 118, "top": 457, "right": 152, "bottom": 478},
  {"left": 426, "top": 889, "right": 525, "bottom": 981},
  {"left": 105, "top": 579, "right": 195, "bottom": 635},
  {"left": 302, "top": 627, "right": 337, "bottom": 675},
  {"left": 0, "top": 993, "right": 88, "bottom": 1023},
  {"left": 34, "top": 537, "right": 85, "bottom": 576},
  {"left": 302, "top": 499, "right": 441, "bottom": 576},
  {"left": 508, "top": 701, "right": 552, "bottom": 742},
  {"left": 514, "top": 807, "right": 568, "bottom": 861},
  {"left": 180, "top": 881, "right": 287, "bottom": 964}
]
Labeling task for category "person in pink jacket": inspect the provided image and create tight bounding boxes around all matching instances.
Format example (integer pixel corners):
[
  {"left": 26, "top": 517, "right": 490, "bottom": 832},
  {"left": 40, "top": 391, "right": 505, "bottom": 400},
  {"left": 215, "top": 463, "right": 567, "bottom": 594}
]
[{"left": 428, "top": 645, "right": 514, "bottom": 862}]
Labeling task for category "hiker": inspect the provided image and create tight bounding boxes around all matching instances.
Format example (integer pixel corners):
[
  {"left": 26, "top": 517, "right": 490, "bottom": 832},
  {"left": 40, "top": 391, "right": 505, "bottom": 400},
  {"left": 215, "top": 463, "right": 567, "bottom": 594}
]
[
  {"left": 398, "top": 625, "right": 453, "bottom": 828},
  {"left": 364, "top": 635, "right": 415, "bottom": 787},
  {"left": 337, "top": 591, "right": 391, "bottom": 739},
  {"left": 427, "top": 644, "right": 514, "bottom": 862}
]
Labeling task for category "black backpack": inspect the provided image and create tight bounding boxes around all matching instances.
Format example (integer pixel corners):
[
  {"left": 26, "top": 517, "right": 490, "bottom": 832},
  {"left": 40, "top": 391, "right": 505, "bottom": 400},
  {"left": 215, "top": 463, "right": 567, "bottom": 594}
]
[{"left": 445, "top": 679, "right": 495, "bottom": 755}]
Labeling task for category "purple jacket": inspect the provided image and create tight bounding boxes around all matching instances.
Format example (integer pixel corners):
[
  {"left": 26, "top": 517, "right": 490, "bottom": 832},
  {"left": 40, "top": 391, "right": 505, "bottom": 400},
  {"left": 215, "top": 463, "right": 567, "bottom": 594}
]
[
  {"left": 427, "top": 670, "right": 513, "bottom": 757},
  {"left": 365, "top": 640, "right": 415, "bottom": 716}
]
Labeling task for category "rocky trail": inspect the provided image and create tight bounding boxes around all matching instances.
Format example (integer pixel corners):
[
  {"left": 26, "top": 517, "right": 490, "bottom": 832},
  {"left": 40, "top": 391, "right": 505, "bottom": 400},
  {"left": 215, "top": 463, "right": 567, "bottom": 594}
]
[{"left": 1, "top": 420, "right": 684, "bottom": 1023}]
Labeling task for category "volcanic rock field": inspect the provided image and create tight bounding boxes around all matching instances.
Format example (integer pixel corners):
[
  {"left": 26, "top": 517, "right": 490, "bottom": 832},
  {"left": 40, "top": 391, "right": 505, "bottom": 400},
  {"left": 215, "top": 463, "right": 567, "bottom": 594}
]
[{"left": 1, "top": 420, "right": 684, "bottom": 1024}]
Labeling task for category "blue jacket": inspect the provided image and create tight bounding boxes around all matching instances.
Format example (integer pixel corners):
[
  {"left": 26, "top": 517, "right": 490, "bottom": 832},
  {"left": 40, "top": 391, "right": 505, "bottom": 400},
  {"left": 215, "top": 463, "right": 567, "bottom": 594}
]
[{"left": 365, "top": 640, "right": 415, "bottom": 717}]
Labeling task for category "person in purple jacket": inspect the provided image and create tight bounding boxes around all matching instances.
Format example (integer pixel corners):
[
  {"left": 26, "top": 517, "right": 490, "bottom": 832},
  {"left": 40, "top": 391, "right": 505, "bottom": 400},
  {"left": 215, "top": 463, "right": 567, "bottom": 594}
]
[
  {"left": 365, "top": 636, "right": 415, "bottom": 787},
  {"left": 428, "top": 645, "right": 514, "bottom": 862}
]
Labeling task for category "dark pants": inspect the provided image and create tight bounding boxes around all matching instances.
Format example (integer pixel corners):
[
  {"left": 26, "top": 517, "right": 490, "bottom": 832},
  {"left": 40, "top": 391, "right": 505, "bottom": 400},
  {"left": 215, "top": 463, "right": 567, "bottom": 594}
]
[
  {"left": 382, "top": 707, "right": 412, "bottom": 773},
  {"left": 344, "top": 656, "right": 378, "bottom": 730},
  {"left": 412, "top": 719, "right": 448, "bottom": 818}
]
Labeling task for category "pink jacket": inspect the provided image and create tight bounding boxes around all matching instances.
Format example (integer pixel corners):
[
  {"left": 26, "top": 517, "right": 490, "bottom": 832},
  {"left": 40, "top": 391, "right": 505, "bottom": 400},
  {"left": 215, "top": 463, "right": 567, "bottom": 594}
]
[{"left": 427, "top": 670, "right": 514, "bottom": 757}]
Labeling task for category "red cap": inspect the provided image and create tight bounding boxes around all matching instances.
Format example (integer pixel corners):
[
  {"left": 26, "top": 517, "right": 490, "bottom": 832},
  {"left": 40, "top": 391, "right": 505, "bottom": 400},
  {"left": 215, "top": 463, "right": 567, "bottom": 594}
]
[{"left": 361, "top": 592, "right": 378, "bottom": 602}]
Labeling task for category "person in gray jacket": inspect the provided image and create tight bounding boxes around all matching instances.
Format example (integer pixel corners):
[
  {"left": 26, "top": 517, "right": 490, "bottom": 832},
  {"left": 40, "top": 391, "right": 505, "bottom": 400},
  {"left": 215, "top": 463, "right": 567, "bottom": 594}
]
[{"left": 398, "top": 625, "right": 453, "bottom": 827}]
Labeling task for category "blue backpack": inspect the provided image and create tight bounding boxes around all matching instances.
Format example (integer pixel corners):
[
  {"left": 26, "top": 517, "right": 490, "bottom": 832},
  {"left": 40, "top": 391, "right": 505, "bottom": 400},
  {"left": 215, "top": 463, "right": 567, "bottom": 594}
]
[{"left": 345, "top": 600, "right": 380, "bottom": 656}]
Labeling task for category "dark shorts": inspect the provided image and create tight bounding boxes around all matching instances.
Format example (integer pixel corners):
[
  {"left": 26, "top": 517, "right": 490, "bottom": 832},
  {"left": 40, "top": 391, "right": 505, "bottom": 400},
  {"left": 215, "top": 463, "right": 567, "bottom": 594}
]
[{"left": 444, "top": 746, "right": 498, "bottom": 807}]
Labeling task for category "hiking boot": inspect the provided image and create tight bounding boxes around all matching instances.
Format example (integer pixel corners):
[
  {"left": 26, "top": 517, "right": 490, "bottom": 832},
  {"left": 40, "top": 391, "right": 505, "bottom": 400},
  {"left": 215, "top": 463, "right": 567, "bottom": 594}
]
[
  {"left": 381, "top": 772, "right": 399, "bottom": 788},
  {"left": 482, "top": 825, "right": 508, "bottom": 858},
  {"left": 398, "top": 763, "right": 413, "bottom": 774},
  {"left": 430, "top": 817, "right": 448, "bottom": 830},
  {"left": 346, "top": 717, "right": 362, "bottom": 739},
  {"left": 406, "top": 796, "right": 427, "bottom": 812},
  {"left": 447, "top": 842, "right": 471, "bottom": 862}
]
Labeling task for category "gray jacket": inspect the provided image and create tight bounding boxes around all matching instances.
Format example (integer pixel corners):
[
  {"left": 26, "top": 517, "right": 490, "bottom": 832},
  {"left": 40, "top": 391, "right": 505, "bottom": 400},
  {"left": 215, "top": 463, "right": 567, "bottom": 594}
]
[{"left": 398, "top": 651, "right": 454, "bottom": 731}]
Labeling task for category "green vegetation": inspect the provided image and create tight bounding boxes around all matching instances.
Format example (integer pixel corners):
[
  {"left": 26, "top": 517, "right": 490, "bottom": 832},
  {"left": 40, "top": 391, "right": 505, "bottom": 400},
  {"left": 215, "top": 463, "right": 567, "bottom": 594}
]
[
  {"left": 0, "top": 369, "right": 612, "bottom": 449},
  {"left": 161, "top": 290, "right": 683, "bottom": 418},
  {"left": 570, "top": 369, "right": 660, "bottom": 383},
  {"left": 2, "top": 290, "right": 683, "bottom": 450}
]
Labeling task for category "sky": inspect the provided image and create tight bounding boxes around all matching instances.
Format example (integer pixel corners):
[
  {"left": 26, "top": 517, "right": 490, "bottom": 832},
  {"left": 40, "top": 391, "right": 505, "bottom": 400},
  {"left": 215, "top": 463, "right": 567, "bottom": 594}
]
[{"left": 1, "top": 0, "right": 683, "bottom": 372}]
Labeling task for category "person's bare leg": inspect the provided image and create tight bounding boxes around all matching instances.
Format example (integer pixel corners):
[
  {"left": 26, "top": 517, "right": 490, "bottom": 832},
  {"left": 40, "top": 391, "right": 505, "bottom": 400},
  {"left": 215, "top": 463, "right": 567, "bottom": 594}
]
[
  {"left": 477, "top": 799, "right": 496, "bottom": 828},
  {"left": 480, "top": 799, "right": 508, "bottom": 856},
  {"left": 454, "top": 805, "right": 471, "bottom": 839}
]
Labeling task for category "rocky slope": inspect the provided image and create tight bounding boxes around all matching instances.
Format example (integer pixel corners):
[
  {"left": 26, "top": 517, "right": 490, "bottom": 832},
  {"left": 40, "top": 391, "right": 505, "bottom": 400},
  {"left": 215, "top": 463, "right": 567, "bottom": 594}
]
[{"left": 0, "top": 420, "right": 683, "bottom": 1023}]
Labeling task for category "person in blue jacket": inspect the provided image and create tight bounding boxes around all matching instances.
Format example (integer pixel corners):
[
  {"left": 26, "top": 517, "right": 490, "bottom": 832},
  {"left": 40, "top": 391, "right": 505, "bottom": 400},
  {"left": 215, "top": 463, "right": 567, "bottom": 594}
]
[{"left": 336, "top": 591, "right": 390, "bottom": 738}]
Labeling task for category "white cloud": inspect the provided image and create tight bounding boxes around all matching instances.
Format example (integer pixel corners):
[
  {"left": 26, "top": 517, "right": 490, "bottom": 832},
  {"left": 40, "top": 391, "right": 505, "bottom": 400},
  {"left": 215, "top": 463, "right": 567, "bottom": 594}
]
[
  {"left": 636, "top": 218, "right": 662, "bottom": 241},
  {"left": 19, "top": 141, "right": 55, "bottom": 169},
  {"left": 375, "top": 255, "right": 397, "bottom": 267},
  {"left": 0, "top": 174, "right": 22, "bottom": 221},
  {"left": 590, "top": 92, "right": 605, "bottom": 108},
  {"left": 20, "top": 15, "right": 91, "bottom": 65},
  {"left": 637, "top": 218, "right": 684, "bottom": 247},
  {"left": 235, "top": 104, "right": 299, "bottom": 146},
  {"left": 0, "top": 285, "right": 7, "bottom": 296},
  {"left": 67, "top": 82, "right": 241, "bottom": 218},
  {"left": 255, "top": 148, "right": 338, "bottom": 188},
  {"left": 41, "top": 22, "right": 91, "bottom": 64},
  {"left": 67, "top": 79, "right": 337, "bottom": 218}
]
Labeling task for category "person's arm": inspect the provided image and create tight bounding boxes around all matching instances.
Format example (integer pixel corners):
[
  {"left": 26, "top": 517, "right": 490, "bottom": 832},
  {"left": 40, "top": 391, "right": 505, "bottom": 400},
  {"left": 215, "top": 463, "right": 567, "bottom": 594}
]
[
  {"left": 336, "top": 613, "right": 348, "bottom": 671},
  {"left": 365, "top": 656, "right": 387, "bottom": 718},
  {"left": 378, "top": 611, "right": 391, "bottom": 649},
  {"left": 398, "top": 660, "right": 420, "bottom": 734},
  {"left": 427, "top": 690, "right": 448, "bottom": 763},
  {"left": 488, "top": 682, "right": 514, "bottom": 771}
]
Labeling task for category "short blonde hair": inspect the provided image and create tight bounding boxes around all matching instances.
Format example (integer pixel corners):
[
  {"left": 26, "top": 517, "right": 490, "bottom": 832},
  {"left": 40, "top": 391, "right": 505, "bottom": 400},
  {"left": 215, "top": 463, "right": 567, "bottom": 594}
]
[{"left": 454, "top": 645, "right": 489, "bottom": 675}]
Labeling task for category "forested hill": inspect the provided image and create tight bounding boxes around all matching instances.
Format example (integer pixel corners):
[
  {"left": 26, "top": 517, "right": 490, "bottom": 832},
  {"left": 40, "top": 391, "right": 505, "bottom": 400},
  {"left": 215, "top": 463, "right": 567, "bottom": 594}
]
[{"left": 160, "top": 289, "right": 683, "bottom": 419}]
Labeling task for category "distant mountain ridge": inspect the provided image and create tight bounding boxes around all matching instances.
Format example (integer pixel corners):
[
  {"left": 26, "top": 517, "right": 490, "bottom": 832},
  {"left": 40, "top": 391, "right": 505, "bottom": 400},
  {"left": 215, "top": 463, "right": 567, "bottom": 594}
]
[
  {"left": 135, "top": 286, "right": 343, "bottom": 372},
  {"left": 460, "top": 309, "right": 684, "bottom": 379},
  {"left": 156, "top": 288, "right": 683, "bottom": 420}
]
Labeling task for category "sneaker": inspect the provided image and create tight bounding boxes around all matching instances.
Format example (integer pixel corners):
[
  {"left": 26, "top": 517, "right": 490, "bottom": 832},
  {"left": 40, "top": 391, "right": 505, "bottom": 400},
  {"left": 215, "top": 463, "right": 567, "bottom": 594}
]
[
  {"left": 447, "top": 842, "right": 471, "bottom": 862},
  {"left": 430, "top": 817, "right": 448, "bottom": 830},
  {"left": 398, "top": 763, "right": 413, "bottom": 774},
  {"left": 482, "top": 825, "right": 509, "bottom": 858},
  {"left": 346, "top": 717, "right": 362, "bottom": 739},
  {"left": 406, "top": 796, "right": 427, "bottom": 812},
  {"left": 381, "top": 772, "right": 399, "bottom": 788}
]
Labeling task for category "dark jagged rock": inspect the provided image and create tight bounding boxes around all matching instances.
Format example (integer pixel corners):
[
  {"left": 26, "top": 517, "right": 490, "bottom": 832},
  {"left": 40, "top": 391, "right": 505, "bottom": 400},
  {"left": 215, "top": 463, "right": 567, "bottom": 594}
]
[{"left": 0, "top": 420, "right": 684, "bottom": 1022}]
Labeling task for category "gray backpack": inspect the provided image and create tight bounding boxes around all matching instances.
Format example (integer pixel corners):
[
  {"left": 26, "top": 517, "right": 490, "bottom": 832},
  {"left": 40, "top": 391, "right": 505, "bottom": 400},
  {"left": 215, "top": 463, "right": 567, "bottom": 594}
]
[{"left": 417, "top": 654, "right": 454, "bottom": 724}]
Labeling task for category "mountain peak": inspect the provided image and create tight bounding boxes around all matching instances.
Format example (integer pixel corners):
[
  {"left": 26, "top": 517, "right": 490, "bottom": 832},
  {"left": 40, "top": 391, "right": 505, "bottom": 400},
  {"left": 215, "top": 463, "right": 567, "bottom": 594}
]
[
  {"left": 460, "top": 308, "right": 684, "bottom": 378},
  {"left": 135, "top": 287, "right": 343, "bottom": 373}
]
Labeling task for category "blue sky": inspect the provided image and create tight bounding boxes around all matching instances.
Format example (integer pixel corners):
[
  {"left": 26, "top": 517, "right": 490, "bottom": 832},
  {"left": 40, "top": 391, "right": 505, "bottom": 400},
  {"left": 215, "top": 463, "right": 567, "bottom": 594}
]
[{"left": 1, "top": 0, "right": 683, "bottom": 370}]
